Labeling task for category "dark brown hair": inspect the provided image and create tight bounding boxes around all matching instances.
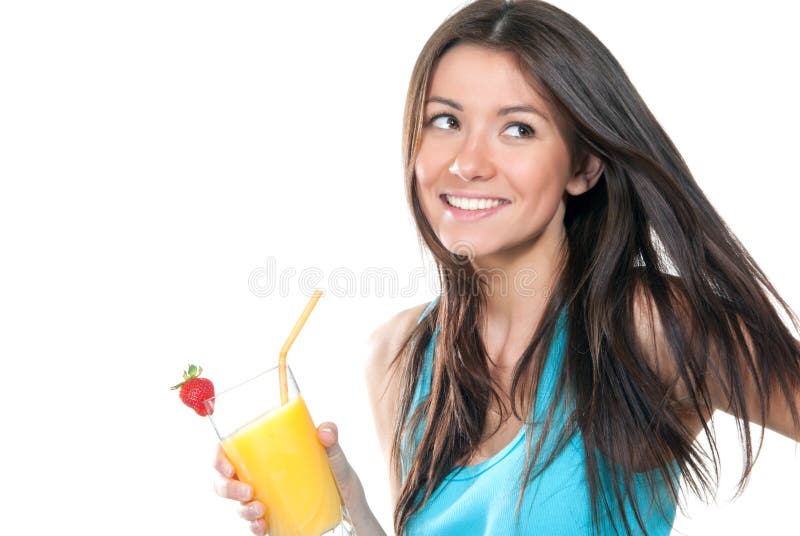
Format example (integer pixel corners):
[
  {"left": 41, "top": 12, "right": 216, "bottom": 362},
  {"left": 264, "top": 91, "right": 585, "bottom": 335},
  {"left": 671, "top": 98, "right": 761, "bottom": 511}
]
[{"left": 389, "top": 1, "right": 800, "bottom": 535}]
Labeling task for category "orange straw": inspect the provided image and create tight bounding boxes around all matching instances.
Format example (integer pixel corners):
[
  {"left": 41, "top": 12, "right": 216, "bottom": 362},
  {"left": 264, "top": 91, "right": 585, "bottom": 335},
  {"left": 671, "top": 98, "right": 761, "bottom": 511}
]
[{"left": 279, "top": 290, "right": 323, "bottom": 404}]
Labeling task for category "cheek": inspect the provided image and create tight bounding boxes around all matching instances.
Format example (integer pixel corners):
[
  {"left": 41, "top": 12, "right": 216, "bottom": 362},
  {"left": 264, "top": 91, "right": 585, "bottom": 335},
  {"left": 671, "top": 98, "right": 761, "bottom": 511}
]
[
  {"left": 414, "top": 138, "right": 452, "bottom": 189},
  {"left": 506, "top": 148, "right": 570, "bottom": 201}
]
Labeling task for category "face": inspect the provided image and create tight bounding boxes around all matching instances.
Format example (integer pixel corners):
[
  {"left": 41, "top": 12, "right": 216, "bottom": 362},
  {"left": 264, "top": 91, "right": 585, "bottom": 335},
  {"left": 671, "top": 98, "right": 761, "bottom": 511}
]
[{"left": 415, "top": 43, "right": 600, "bottom": 264}]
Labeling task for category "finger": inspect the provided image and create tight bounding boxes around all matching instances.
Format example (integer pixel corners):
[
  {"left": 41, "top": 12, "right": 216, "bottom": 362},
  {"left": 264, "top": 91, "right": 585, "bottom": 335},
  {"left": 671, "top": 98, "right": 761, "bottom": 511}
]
[
  {"left": 317, "top": 422, "right": 353, "bottom": 487},
  {"left": 214, "top": 444, "right": 235, "bottom": 478},
  {"left": 249, "top": 518, "right": 266, "bottom": 535},
  {"left": 213, "top": 475, "right": 253, "bottom": 502},
  {"left": 317, "top": 421, "right": 338, "bottom": 448},
  {"left": 238, "top": 500, "right": 266, "bottom": 522}
]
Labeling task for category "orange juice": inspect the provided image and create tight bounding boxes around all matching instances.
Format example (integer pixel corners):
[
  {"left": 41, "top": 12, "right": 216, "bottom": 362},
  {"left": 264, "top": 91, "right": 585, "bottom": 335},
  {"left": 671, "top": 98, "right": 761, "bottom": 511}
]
[{"left": 222, "top": 396, "right": 342, "bottom": 536}]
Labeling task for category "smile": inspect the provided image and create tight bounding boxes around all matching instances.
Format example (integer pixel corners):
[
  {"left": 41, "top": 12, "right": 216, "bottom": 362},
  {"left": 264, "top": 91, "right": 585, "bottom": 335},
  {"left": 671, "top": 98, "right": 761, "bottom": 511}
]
[
  {"left": 439, "top": 194, "right": 511, "bottom": 222},
  {"left": 442, "top": 194, "right": 511, "bottom": 211}
]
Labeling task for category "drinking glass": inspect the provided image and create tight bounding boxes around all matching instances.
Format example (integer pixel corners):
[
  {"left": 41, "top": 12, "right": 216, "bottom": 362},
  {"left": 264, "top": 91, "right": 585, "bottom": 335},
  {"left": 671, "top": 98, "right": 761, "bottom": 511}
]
[{"left": 206, "top": 365, "right": 352, "bottom": 536}]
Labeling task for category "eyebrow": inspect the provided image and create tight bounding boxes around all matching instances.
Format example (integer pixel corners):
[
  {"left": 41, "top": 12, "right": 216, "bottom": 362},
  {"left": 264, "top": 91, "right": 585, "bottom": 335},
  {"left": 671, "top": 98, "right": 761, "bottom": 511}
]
[{"left": 425, "top": 97, "right": 550, "bottom": 121}]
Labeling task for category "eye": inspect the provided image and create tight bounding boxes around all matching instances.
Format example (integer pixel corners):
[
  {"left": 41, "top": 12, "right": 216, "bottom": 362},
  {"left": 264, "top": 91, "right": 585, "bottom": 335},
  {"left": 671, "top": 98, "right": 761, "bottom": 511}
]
[
  {"left": 503, "top": 122, "right": 535, "bottom": 138},
  {"left": 427, "top": 114, "right": 460, "bottom": 130}
]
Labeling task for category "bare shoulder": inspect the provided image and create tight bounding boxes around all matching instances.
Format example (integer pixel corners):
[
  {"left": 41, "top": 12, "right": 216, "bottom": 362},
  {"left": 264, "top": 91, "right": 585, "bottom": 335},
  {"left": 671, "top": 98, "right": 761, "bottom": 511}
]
[
  {"left": 364, "top": 302, "right": 430, "bottom": 383},
  {"left": 629, "top": 273, "right": 716, "bottom": 437},
  {"left": 363, "top": 301, "right": 431, "bottom": 501},
  {"left": 630, "top": 272, "right": 692, "bottom": 395},
  {"left": 363, "top": 301, "right": 430, "bottom": 456}
]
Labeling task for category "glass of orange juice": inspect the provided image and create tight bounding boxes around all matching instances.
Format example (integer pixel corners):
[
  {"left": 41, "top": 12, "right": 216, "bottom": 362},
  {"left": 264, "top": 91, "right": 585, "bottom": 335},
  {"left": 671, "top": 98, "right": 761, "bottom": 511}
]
[{"left": 205, "top": 365, "right": 350, "bottom": 536}]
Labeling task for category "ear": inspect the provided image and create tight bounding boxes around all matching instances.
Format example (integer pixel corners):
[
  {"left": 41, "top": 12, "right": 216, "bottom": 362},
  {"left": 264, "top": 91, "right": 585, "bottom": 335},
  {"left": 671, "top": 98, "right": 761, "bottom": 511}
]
[{"left": 565, "top": 153, "right": 604, "bottom": 196}]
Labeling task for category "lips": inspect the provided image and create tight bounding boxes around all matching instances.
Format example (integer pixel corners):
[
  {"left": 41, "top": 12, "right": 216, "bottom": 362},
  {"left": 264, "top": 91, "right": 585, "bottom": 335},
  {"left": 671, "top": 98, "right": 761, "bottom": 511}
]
[{"left": 442, "top": 190, "right": 510, "bottom": 201}]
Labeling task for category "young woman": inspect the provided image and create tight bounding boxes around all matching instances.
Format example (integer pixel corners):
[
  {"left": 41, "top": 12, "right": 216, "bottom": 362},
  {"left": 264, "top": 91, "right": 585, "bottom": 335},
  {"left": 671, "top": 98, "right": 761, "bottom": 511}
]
[{"left": 214, "top": 1, "right": 800, "bottom": 534}]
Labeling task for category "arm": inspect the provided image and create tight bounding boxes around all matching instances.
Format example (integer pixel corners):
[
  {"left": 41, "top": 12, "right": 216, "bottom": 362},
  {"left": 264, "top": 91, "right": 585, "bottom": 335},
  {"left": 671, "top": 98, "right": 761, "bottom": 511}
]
[
  {"left": 632, "top": 279, "right": 800, "bottom": 442},
  {"left": 704, "top": 325, "right": 800, "bottom": 442},
  {"left": 364, "top": 303, "right": 430, "bottom": 513}
]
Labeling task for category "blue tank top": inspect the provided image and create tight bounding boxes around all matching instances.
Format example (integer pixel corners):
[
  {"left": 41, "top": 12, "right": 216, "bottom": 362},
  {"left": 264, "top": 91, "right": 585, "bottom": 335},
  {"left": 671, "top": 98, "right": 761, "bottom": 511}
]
[{"left": 401, "top": 298, "right": 678, "bottom": 535}]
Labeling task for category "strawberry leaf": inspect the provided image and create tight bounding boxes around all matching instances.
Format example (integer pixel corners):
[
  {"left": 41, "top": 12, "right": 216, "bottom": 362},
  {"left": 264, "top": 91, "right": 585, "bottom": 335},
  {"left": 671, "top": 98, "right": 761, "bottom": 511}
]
[{"left": 170, "top": 380, "right": 185, "bottom": 390}]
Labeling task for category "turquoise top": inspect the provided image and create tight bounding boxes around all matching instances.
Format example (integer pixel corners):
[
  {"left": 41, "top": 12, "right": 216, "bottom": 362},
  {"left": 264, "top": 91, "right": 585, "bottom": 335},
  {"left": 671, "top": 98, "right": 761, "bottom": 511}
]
[{"left": 401, "top": 298, "right": 678, "bottom": 535}]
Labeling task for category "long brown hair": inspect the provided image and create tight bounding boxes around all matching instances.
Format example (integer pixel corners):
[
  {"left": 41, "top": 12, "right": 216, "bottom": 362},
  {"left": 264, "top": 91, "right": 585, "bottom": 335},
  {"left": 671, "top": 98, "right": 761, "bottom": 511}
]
[{"left": 389, "top": 1, "right": 800, "bottom": 535}]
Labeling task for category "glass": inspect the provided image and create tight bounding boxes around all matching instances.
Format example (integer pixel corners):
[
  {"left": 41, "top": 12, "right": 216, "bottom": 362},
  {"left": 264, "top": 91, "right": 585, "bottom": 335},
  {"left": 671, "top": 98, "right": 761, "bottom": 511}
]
[{"left": 206, "top": 365, "right": 352, "bottom": 536}]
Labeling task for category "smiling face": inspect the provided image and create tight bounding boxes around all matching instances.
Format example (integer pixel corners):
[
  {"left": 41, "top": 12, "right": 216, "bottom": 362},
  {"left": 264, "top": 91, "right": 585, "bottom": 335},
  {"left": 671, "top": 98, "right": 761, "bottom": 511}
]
[{"left": 415, "top": 43, "right": 601, "bottom": 265}]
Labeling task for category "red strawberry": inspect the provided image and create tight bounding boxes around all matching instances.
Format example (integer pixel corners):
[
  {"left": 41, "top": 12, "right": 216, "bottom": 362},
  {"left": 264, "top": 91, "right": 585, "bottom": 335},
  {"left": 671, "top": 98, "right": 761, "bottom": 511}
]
[{"left": 171, "top": 364, "right": 215, "bottom": 416}]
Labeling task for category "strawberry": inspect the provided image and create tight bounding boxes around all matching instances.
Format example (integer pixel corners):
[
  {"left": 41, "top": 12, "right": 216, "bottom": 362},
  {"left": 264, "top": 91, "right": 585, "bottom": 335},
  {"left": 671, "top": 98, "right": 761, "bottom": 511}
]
[{"left": 171, "top": 364, "right": 215, "bottom": 416}]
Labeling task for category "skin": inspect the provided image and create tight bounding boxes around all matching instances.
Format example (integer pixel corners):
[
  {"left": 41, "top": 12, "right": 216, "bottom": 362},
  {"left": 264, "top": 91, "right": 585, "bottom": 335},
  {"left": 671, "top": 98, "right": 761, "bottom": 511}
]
[
  {"left": 367, "top": 42, "right": 607, "bottom": 504},
  {"left": 413, "top": 43, "right": 605, "bottom": 464},
  {"left": 414, "top": 43, "right": 602, "bottom": 390},
  {"left": 212, "top": 43, "right": 800, "bottom": 535}
]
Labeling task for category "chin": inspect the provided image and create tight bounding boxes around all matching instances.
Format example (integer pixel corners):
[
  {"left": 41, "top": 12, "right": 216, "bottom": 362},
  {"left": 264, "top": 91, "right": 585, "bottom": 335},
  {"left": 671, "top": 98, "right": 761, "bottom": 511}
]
[{"left": 439, "top": 235, "right": 495, "bottom": 262}]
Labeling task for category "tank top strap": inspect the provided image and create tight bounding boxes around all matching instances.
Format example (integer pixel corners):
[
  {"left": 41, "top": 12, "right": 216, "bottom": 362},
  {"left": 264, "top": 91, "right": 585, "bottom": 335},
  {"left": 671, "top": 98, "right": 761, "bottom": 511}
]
[
  {"left": 402, "top": 299, "right": 567, "bottom": 479},
  {"left": 400, "top": 297, "right": 440, "bottom": 477},
  {"left": 417, "top": 296, "right": 440, "bottom": 325},
  {"left": 412, "top": 296, "right": 440, "bottom": 406}
]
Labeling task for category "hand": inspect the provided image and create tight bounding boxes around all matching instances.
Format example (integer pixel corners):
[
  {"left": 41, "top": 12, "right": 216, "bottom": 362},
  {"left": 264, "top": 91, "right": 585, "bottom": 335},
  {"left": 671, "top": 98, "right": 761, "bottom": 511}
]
[{"left": 213, "top": 421, "right": 363, "bottom": 535}]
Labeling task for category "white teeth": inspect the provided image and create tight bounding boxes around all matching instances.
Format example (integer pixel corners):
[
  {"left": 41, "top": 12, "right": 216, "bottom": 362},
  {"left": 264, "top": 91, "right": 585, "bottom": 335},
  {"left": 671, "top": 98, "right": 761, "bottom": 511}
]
[{"left": 445, "top": 195, "right": 505, "bottom": 211}]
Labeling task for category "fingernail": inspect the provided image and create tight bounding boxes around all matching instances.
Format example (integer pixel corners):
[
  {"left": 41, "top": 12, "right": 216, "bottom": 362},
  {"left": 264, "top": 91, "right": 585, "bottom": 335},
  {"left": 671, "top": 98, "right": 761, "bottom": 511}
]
[
  {"left": 239, "top": 484, "right": 253, "bottom": 501},
  {"left": 223, "top": 463, "right": 234, "bottom": 478},
  {"left": 249, "top": 503, "right": 264, "bottom": 517}
]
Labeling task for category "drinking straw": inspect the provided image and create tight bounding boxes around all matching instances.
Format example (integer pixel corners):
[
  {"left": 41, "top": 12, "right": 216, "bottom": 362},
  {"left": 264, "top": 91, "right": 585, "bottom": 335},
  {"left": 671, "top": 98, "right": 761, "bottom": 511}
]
[{"left": 279, "top": 290, "right": 323, "bottom": 404}]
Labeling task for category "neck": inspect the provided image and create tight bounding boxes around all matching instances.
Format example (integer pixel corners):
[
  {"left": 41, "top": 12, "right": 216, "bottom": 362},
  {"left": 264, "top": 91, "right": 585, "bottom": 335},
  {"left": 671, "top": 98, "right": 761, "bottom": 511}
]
[
  {"left": 470, "top": 218, "right": 567, "bottom": 368},
  {"left": 474, "top": 226, "right": 565, "bottom": 319}
]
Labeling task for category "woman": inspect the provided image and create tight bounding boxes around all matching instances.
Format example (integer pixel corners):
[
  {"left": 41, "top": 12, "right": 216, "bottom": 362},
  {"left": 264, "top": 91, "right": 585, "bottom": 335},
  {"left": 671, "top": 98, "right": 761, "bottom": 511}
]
[{"left": 214, "top": 1, "right": 800, "bottom": 534}]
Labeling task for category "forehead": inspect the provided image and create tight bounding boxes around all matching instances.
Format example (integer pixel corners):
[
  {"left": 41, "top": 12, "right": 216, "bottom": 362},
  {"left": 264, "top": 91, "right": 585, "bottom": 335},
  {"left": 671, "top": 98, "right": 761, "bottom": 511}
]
[{"left": 427, "top": 43, "right": 551, "bottom": 114}]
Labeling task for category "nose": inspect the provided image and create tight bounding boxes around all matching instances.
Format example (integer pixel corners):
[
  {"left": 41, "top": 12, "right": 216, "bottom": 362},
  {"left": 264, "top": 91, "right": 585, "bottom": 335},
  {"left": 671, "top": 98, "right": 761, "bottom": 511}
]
[{"left": 448, "top": 135, "right": 495, "bottom": 182}]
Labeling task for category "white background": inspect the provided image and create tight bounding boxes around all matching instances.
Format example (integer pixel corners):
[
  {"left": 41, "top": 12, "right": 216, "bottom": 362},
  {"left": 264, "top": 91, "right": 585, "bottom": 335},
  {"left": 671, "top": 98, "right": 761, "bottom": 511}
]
[{"left": 1, "top": 0, "right": 798, "bottom": 534}]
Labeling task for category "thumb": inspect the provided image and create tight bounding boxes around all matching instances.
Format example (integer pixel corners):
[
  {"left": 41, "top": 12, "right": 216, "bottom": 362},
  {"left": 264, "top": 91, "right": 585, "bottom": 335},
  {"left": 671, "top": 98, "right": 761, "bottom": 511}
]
[{"left": 317, "top": 422, "right": 355, "bottom": 489}]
